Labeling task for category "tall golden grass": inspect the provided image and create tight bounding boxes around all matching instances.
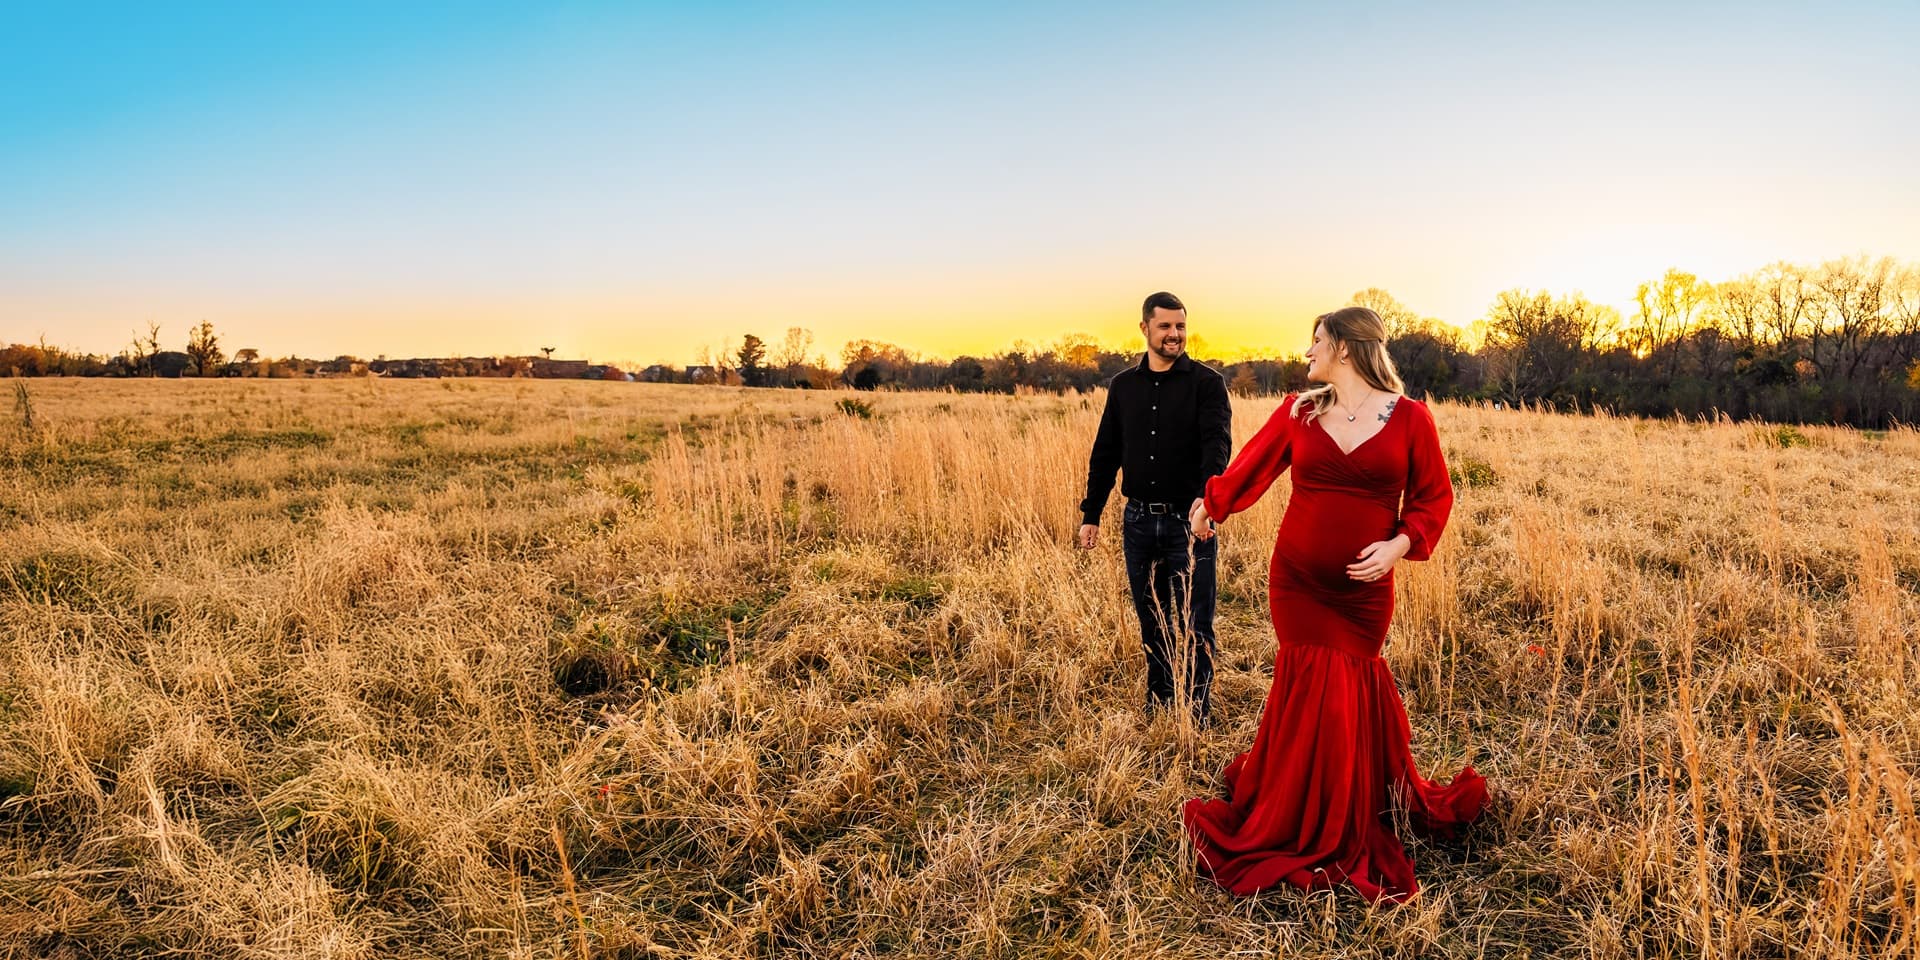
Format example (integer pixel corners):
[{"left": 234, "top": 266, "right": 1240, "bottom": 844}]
[{"left": 1, "top": 378, "right": 1916, "bottom": 958}]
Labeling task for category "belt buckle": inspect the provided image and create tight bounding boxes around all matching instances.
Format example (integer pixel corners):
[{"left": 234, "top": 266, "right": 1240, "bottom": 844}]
[{"left": 1147, "top": 502, "right": 1169, "bottom": 515}]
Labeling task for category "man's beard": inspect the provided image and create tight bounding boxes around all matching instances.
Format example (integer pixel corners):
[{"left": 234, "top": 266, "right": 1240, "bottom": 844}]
[{"left": 1153, "top": 339, "right": 1184, "bottom": 359}]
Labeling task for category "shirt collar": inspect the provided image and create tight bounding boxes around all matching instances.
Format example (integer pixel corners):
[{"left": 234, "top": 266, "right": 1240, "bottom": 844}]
[{"left": 1136, "top": 351, "right": 1194, "bottom": 375}]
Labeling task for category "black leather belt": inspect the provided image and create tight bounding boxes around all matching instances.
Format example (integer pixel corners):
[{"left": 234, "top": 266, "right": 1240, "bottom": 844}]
[{"left": 1132, "top": 500, "right": 1181, "bottom": 515}]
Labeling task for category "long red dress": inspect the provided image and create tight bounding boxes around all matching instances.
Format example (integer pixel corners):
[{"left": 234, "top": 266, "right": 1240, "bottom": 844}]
[{"left": 1183, "top": 393, "right": 1486, "bottom": 903}]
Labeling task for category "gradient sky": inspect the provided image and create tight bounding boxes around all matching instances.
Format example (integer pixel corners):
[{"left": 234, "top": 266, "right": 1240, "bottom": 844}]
[{"left": 4, "top": 1, "right": 1918, "bottom": 366}]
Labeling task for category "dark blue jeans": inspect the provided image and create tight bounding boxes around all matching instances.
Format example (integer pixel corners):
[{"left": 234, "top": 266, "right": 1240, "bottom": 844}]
[{"left": 1121, "top": 500, "right": 1216, "bottom": 721}]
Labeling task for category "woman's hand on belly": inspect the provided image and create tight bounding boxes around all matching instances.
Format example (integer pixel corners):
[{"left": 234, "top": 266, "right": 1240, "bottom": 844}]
[{"left": 1347, "top": 534, "right": 1412, "bottom": 582}]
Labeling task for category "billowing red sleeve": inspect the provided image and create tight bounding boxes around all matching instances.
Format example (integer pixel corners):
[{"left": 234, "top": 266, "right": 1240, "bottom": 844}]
[
  {"left": 1396, "top": 400, "right": 1454, "bottom": 562},
  {"left": 1203, "top": 395, "right": 1297, "bottom": 523}
]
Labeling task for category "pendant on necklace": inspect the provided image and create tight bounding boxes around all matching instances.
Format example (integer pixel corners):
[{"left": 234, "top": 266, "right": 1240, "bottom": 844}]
[{"left": 1346, "top": 414, "right": 1356, "bottom": 421}]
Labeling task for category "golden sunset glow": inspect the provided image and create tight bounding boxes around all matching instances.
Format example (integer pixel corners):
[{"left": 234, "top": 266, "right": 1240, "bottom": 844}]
[{"left": 3, "top": 5, "right": 1916, "bottom": 366}]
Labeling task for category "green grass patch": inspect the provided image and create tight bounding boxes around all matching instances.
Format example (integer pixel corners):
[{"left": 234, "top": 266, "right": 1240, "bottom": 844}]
[
  {"left": 3, "top": 447, "right": 129, "bottom": 484},
  {"left": 554, "top": 592, "right": 784, "bottom": 698},
  {"left": 1450, "top": 456, "right": 1499, "bottom": 488},
  {"left": 0, "top": 768, "right": 33, "bottom": 801},
  {"left": 646, "top": 594, "right": 780, "bottom": 669},
  {"left": 265, "top": 796, "right": 412, "bottom": 894},
  {"left": 879, "top": 575, "right": 945, "bottom": 610},
  {"left": 0, "top": 550, "right": 127, "bottom": 607},
  {"left": 1762, "top": 425, "right": 1809, "bottom": 448},
  {"left": 136, "top": 428, "right": 335, "bottom": 461}
]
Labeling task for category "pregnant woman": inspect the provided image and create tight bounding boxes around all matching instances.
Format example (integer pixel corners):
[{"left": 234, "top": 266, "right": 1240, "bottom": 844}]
[{"left": 1184, "top": 305, "right": 1486, "bottom": 903}]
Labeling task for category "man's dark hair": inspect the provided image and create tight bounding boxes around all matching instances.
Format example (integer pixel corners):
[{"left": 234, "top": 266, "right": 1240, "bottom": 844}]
[{"left": 1142, "top": 291, "right": 1185, "bottom": 323}]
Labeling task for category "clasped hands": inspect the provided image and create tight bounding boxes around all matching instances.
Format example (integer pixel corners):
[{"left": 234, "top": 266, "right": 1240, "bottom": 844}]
[
  {"left": 1187, "top": 498, "right": 1410, "bottom": 581},
  {"left": 1188, "top": 498, "right": 1216, "bottom": 541}
]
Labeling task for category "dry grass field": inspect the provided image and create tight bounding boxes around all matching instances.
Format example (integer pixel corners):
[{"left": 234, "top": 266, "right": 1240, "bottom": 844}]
[{"left": 2, "top": 377, "right": 1918, "bottom": 959}]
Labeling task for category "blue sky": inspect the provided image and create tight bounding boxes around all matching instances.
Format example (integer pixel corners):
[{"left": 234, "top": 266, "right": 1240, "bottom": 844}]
[{"left": 4, "top": 1, "right": 1917, "bottom": 364}]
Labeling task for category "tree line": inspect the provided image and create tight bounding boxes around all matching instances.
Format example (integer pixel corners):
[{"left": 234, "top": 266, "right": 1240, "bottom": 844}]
[
  {"left": 0, "top": 322, "right": 626, "bottom": 381},
  {"left": 670, "top": 256, "right": 1920, "bottom": 428},
  {"left": 1451, "top": 255, "right": 1919, "bottom": 426},
  {"left": 8, "top": 255, "right": 1918, "bottom": 426}
]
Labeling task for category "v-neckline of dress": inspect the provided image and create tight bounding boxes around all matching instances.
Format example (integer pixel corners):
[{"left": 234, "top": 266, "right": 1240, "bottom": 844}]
[{"left": 1317, "top": 396, "right": 1403, "bottom": 457}]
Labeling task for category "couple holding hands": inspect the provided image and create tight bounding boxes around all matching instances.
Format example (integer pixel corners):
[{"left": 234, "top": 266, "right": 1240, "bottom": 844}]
[{"left": 1077, "top": 292, "right": 1486, "bottom": 904}]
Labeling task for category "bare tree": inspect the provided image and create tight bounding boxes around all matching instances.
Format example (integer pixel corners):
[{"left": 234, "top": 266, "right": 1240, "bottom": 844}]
[
  {"left": 1753, "top": 262, "right": 1810, "bottom": 353},
  {"left": 1481, "top": 289, "right": 1617, "bottom": 404},
  {"left": 839, "top": 340, "right": 914, "bottom": 389},
  {"left": 1714, "top": 276, "right": 1766, "bottom": 345},
  {"left": 1349, "top": 288, "right": 1420, "bottom": 339},
  {"left": 1889, "top": 264, "right": 1920, "bottom": 367},
  {"left": 775, "top": 326, "right": 814, "bottom": 385},
  {"left": 1684, "top": 326, "right": 1734, "bottom": 381},
  {"left": 1810, "top": 256, "right": 1894, "bottom": 379},
  {"left": 1632, "top": 269, "right": 1710, "bottom": 379},
  {"left": 126, "top": 322, "right": 163, "bottom": 376}
]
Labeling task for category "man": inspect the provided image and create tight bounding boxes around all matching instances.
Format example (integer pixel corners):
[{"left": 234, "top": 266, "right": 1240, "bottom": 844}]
[{"left": 1078, "top": 291, "right": 1232, "bottom": 723}]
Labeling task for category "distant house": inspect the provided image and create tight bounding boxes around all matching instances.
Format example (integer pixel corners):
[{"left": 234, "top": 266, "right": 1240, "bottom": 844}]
[
  {"left": 530, "top": 358, "right": 590, "bottom": 379},
  {"left": 640, "top": 365, "right": 675, "bottom": 383},
  {"left": 371, "top": 358, "right": 445, "bottom": 378},
  {"left": 150, "top": 351, "right": 192, "bottom": 378},
  {"left": 686, "top": 365, "right": 717, "bottom": 385}
]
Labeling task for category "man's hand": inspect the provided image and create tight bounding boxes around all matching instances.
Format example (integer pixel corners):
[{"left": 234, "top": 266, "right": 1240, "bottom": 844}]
[
  {"left": 1189, "top": 499, "right": 1215, "bottom": 541},
  {"left": 1348, "top": 535, "right": 1411, "bottom": 581},
  {"left": 1077, "top": 523, "right": 1099, "bottom": 550}
]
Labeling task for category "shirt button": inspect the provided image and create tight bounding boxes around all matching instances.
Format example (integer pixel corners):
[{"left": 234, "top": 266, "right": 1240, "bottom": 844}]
[{"left": 1150, "top": 430, "right": 1156, "bottom": 435}]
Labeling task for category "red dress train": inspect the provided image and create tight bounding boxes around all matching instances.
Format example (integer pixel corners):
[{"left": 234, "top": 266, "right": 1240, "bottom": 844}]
[{"left": 1183, "top": 394, "right": 1486, "bottom": 903}]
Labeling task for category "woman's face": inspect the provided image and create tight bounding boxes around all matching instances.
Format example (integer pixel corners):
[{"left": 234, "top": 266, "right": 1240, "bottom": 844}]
[{"left": 1305, "top": 323, "right": 1342, "bottom": 383}]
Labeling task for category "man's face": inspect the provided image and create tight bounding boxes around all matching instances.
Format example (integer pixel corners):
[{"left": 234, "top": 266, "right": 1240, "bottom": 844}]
[{"left": 1141, "top": 308, "right": 1187, "bottom": 360}]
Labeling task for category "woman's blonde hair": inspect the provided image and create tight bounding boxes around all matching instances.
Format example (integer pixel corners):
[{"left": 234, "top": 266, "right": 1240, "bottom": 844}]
[{"left": 1295, "top": 306, "right": 1405, "bottom": 421}]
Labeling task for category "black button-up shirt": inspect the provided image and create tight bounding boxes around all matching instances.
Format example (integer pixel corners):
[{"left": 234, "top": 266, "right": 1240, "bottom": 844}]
[{"left": 1080, "top": 352, "right": 1232, "bottom": 525}]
